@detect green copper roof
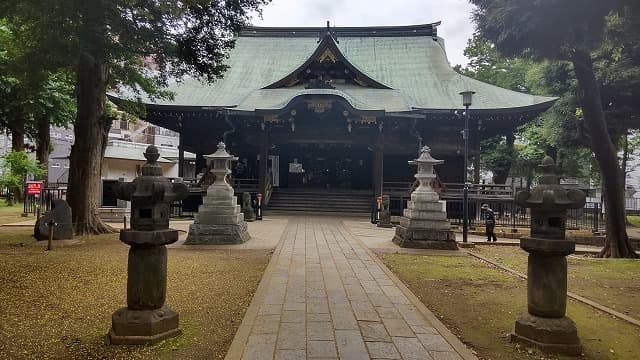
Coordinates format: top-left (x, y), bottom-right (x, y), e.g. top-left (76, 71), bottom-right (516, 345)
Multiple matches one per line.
top-left (115, 24), bottom-right (556, 113)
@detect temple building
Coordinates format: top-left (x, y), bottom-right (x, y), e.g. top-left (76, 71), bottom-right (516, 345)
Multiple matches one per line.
top-left (112, 22), bottom-right (556, 212)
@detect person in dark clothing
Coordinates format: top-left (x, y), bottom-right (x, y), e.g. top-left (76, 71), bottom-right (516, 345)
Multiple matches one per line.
top-left (481, 204), bottom-right (498, 242)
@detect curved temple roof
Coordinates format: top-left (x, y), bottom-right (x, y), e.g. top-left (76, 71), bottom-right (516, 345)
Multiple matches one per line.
top-left (114, 23), bottom-right (556, 114)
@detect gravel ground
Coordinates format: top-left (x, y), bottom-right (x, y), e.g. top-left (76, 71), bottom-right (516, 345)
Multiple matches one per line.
top-left (0, 230), bottom-right (271, 359)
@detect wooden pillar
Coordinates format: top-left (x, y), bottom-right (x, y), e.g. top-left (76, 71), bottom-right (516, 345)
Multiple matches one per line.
top-left (195, 152), bottom-right (206, 175)
top-left (473, 125), bottom-right (481, 184)
top-left (178, 124), bottom-right (185, 178)
top-left (372, 134), bottom-right (384, 197)
top-left (258, 134), bottom-right (269, 196)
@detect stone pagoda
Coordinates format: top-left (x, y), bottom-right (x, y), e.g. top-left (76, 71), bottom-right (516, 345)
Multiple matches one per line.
top-left (393, 146), bottom-right (457, 250)
top-left (511, 156), bottom-right (586, 355)
top-left (185, 142), bottom-right (250, 244)
top-left (109, 145), bottom-right (188, 345)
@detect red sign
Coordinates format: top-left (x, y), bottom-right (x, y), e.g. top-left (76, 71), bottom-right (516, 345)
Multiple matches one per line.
top-left (26, 181), bottom-right (43, 195)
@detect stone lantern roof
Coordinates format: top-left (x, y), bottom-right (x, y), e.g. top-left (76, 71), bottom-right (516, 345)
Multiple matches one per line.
top-left (515, 156), bottom-right (586, 210)
top-left (205, 142), bottom-right (239, 161)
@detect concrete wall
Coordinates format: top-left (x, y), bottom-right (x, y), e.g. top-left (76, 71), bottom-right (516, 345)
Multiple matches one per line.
top-left (102, 158), bottom-right (178, 182)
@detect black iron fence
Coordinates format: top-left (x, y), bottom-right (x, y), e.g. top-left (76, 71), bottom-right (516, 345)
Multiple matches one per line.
top-left (388, 196), bottom-right (606, 232)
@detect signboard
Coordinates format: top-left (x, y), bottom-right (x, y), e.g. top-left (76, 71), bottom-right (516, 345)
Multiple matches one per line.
top-left (26, 181), bottom-right (43, 195)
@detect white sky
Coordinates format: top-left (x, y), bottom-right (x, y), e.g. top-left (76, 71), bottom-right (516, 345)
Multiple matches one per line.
top-left (251, 0), bottom-right (476, 67)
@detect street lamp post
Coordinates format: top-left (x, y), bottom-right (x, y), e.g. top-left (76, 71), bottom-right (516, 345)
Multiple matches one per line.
top-left (460, 90), bottom-right (475, 243)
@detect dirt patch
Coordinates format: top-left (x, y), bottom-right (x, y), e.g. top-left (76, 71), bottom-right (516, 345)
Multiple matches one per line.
top-left (380, 252), bottom-right (640, 360)
top-left (0, 230), bottom-right (271, 359)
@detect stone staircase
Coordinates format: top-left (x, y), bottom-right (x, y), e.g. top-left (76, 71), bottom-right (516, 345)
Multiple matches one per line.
top-left (266, 188), bottom-right (373, 215)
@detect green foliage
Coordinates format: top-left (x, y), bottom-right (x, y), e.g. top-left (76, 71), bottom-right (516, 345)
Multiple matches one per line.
top-left (0, 151), bottom-right (45, 203)
top-left (628, 216), bottom-right (640, 227)
top-left (457, 33), bottom-right (533, 93)
top-left (0, 19), bottom-right (76, 145)
top-left (480, 135), bottom-right (517, 184)
top-left (470, 0), bottom-right (614, 59)
top-left (0, 0), bottom-right (272, 101)
top-left (463, 2), bottom-right (639, 186)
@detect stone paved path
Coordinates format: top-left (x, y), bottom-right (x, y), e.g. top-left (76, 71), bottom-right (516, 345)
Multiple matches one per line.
top-left (227, 216), bottom-right (475, 360)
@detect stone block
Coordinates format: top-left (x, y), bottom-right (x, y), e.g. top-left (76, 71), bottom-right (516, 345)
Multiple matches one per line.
top-left (398, 217), bottom-right (451, 230)
top-left (393, 226), bottom-right (457, 250)
top-left (411, 192), bottom-right (440, 202)
top-left (195, 212), bottom-right (244, 225)
top-left (406, 201), bottom-right (445, 212)
top-left (511, 313), bottom-right (581, 355)
top-left (402, 209), bottom-right (447, 221)
top-left (108, 305), bottom-right (180, 345)
top-left (185, 223), bottom-right (250, 244)
top-left (34, 200), bottom-right (73, 241)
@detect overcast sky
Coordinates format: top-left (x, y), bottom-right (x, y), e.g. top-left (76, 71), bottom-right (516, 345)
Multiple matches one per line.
top-left (251, 0), bottom-right (476, 67)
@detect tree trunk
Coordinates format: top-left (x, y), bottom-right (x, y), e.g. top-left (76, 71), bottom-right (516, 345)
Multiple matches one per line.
top-left (67, 53), bottom-right (114, 235)
top-left (10, 119), bottom-right (25, 152)
top-left (36, 118), bottom-right (50, 184)
top-left (571, 49), bottom-right (637, 258)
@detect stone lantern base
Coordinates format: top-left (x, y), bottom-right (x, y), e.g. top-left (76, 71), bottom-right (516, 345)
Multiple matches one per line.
top-left (392, 226), bottom-right (457, 250)
top-left (185, 222), bottom-right (250, 245)
top-left (511, 313), bottom-right (581, 355)
top-left (392, 201), bottom-right (457, 250)
top-left (108, 305), bottom-right (181, 345)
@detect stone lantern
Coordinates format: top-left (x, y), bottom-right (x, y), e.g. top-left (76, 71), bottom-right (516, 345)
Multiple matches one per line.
top-left (511, 156), bottom-right (586, 355)
top-left (109, 145), bottom-right (189, 345)
top-left (185, 142), bottom-right (249, 244)
top-left (392, 146), bottom-right (456, 249)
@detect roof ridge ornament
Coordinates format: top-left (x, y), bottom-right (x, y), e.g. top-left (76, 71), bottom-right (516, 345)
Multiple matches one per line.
top-left (319, 20), bottom-right (339, 43)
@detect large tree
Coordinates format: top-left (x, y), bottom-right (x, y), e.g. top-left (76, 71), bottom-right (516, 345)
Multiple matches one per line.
top-left (1, 0), bottom-right (270, 234)
top-left (471, 0), bottom-right (638, 258)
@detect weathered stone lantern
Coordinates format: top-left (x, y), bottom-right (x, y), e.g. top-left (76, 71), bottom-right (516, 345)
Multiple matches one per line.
top-left (109, 145), bottom-right (189, 344)
top-left (186, 142), bottom-right (249, 244)
top-left (393, 146), bottom-right (456, 249)
top-left (511, 156), bottom-right (586, 355)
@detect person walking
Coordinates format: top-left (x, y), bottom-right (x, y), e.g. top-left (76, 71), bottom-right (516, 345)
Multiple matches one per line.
top-left (481, 204), bottom-right (498, 242)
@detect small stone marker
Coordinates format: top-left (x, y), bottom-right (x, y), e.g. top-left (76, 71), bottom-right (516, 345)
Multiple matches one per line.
top-left (108, 145), bottom-right (188, 345)
top-left (511, 156), bottom-right (585, 355)
top-left (377, 195), bottom-right (392, 228)
top-left (242, 192), bottom-right (256, 222)
top-left (392, 146), bottom-right (456, 249)
top-left (34, 199), bottom-right (72, 241)
top-left (185, 142), bottom-right (250, 244)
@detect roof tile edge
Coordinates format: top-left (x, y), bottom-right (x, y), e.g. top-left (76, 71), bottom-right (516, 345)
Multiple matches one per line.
top-left (239, 22), bottom-right (441, 38)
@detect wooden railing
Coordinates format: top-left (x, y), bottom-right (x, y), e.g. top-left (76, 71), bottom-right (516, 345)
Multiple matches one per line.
top-left (232, 178), bottom-right (259, 193)
top-left (383, 182), bottom-right (413, 196)
top-left (440, 183), bottom-right (514, 200)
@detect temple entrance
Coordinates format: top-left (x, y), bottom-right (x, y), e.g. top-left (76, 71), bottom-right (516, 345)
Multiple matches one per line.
top-left (275, 143), bottom-right (372, 190)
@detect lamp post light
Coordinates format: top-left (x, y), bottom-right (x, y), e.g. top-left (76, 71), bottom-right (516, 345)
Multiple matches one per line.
top-left (460, 90), bottom-right (475, 243)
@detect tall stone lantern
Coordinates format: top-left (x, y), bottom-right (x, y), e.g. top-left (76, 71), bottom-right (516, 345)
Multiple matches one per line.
top-left (109, 145), bottom-right (189, 344)
top-left (392, 146), bottom-right (456, 250)
top-left (185, 142), bottom-right (249, 244)
top-left (511, 156), bottom-right (586, 355)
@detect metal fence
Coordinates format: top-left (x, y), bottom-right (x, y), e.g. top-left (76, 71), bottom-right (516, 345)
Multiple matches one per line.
top-left (388, 196), bottom-right (606, 232)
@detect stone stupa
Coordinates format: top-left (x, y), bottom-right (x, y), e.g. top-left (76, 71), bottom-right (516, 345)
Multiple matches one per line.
top-left (185, 142), bottom-right (250, 244)
top-left (392, 146), bottom-right (457, 250)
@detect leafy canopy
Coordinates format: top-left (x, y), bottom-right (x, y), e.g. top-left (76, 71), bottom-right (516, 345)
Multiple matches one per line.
top-left (0, 151), bottom-right (46, 193)
top-left (0, 0), bottom-right (271, 106)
